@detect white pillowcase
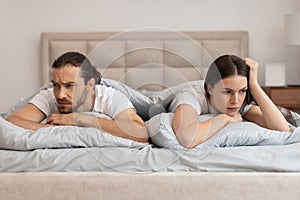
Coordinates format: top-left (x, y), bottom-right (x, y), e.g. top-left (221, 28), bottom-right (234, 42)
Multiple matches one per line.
top-left (147, 113), bottom-right (298, 150)
top-left (0, 115), bottom-right (147, 150)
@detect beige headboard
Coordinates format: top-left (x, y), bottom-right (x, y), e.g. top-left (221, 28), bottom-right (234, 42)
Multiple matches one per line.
top-left (41, 31), bottom-right (248, 90)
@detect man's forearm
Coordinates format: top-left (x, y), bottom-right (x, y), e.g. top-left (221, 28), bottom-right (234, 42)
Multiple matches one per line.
top-left (76, 114), bottom-right (148, 143)
top-left (6, 115), bottom-right (51, 131)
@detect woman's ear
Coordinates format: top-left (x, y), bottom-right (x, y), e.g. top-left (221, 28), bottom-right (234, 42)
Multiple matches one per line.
top-left (207, 85), bottom-right (213, 96)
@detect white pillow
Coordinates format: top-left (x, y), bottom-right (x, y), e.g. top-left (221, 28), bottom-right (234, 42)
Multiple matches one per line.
top-left (0, 115), bottom-right (147, 150)
top-left (147, 113), bottom-right (297, 150)
top-left (102, 79), bottom-right (204, 121)
top-left (101, 78), bottom-right (154, 120)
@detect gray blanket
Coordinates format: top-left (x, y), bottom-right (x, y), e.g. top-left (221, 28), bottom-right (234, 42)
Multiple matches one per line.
top-left (1, 116), bottom-right (300, 172)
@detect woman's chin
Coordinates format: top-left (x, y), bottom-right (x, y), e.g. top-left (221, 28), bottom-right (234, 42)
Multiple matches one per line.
top-left (226, 111), bottom-right (238, 117)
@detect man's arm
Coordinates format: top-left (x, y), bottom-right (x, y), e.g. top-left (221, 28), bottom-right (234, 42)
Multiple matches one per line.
top-left (5, 104), bottom-right (51, 130)
top-left (46, 108), bottom-right (149, 143)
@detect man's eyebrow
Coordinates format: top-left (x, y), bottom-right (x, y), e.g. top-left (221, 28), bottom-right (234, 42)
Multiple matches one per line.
top-left (50, 80), bottom-right (76, 85)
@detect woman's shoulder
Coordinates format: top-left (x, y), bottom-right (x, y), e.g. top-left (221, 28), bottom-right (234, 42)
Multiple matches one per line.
top-left (177, 81), bottom-right (206, 96)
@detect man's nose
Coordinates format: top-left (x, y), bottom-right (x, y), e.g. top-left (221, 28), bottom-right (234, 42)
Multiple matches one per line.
top-left (57, 88), bottom-right (67, 99)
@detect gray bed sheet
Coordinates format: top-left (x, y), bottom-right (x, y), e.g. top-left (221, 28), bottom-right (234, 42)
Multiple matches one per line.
top-left (1, 142), bottom-right (300, 172)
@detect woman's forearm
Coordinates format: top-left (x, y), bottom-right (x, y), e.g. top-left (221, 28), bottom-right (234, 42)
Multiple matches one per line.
top-left (174, 114), bottom-right (231, 149)
top-left (250, 83), bottom-right (290, 131)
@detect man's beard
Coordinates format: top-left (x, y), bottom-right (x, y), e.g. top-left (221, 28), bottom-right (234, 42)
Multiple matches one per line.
top-left (72, 87), bottom-right (88, 112)
top-left (57, 87), bottom-right (88, 113)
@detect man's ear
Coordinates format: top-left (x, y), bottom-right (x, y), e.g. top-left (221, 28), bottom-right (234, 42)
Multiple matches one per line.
top-left (87, 78), bottom-right (96, 89)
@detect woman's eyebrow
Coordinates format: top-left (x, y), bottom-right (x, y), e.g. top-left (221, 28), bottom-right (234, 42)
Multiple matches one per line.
top-left (222, 88), bottom-right (234, 91)
top-left (222, 86), bottom-right (248, 91)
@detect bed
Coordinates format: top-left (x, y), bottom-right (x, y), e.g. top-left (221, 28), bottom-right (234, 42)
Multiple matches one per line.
top-left (1, 29), bottom-right (300, 199)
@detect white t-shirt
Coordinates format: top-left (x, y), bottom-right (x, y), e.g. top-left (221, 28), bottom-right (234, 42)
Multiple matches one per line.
top-left (29, 85), bottom-right (134, 119)
top-left (168, 81), bottom-right (252, 115)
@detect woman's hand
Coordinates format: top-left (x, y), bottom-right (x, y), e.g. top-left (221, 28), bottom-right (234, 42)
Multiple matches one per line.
top-left (244, 57), bottom-right (259, 87)
top-left (226, 113), bottom-right (243, 124)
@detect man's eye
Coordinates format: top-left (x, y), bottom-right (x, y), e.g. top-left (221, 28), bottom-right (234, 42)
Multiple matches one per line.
top-left (66, 84), bottom-right (76, 88)
top-left (239, 89), bottom-right (247, 94)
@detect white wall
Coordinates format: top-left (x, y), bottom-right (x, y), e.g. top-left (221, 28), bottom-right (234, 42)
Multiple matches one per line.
top-left (0, 0), bottom-right (299, 113)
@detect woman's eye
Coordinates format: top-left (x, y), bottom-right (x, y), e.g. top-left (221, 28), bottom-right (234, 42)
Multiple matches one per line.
top-left (222, 90), bottom-right (231, 94)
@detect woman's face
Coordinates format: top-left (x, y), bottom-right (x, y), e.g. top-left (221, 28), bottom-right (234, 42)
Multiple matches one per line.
top-left (207, 75), bottom-right (248, 117)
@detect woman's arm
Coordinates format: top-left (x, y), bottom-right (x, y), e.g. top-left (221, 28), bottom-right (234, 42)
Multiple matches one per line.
top-left (243, 58), bottom-right (290, 132)
top-left (172, 104), bottom-right (242, 149)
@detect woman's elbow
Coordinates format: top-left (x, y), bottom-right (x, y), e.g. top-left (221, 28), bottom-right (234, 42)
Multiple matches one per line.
top-left (173, 126), bottom-right (202, 149)
top-left (280, 125), bottom-right (291, 132)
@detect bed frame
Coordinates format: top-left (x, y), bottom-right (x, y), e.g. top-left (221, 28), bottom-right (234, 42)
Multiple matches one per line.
top-left (41, 30), bottom-right (248, 90)
top-left (2, 30), bottom-right (300, 200)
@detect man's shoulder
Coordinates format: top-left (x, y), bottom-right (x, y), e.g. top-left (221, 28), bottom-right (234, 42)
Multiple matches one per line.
top-left (34, 87), bottom-right (54, 97)
top-left (95, 84), bottom-right (117, 93)
top-left (95, 84), bottom-right (128, 98)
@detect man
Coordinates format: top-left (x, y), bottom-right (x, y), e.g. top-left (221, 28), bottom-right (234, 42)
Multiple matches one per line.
top-left (6, 52), bottom-right (148, 143)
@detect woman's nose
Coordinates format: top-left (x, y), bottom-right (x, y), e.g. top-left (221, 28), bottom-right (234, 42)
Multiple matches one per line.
top-left (230, 93), bottom-right (239, 104)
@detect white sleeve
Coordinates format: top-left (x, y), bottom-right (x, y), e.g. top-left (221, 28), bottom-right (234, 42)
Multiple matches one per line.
top-left (168, 89), bottom-right (201, 115)
top-left (94, 86), bottom-right (134, 119)
top-left (242, 103), bottom-right (253, 115)
top-left (28, 88), bottom-right (57, 117)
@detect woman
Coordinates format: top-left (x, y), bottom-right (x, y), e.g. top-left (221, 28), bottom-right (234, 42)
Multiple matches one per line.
top-left (169, 55), bottom-right (290, 149)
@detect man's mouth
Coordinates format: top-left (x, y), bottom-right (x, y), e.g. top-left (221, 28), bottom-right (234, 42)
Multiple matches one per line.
top-left (57, 101), bottom-right (71, 106)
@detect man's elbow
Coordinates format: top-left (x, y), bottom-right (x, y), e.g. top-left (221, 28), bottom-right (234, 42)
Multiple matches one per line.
top-left (5, 114), bottom-right (18, 125)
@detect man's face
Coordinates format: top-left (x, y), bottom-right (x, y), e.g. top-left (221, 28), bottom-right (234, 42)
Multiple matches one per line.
top-left (51, 64), bottom-right (86, 113)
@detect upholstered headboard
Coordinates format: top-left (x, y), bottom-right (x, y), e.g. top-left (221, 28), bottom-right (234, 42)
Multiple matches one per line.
top-left (41, 30), bottom-right (248, 90)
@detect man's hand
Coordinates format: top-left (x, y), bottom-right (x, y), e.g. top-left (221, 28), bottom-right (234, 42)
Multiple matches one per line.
top-left (46, 112), bottom-right (79, 126)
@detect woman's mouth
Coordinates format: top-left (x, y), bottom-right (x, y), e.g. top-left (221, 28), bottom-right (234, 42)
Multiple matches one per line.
top-left (227, 107), bottom-right (239, 112)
